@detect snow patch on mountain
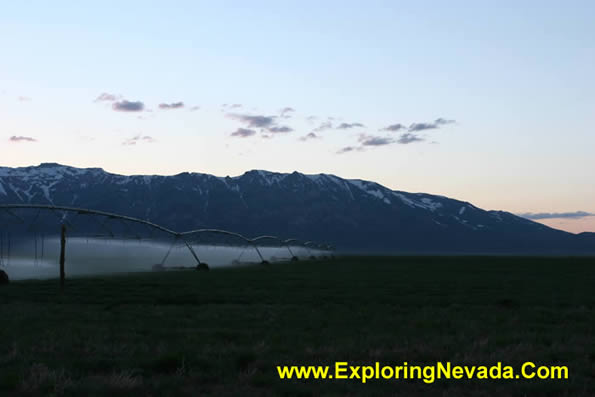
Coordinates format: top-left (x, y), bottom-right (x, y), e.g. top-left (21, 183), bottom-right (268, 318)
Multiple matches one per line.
top-left (249, 170), bottom-right (287, 186)
top-left (419, 197), bottom-right (443, 211)
top-left (8, 184), bottom-right (23, 201)
top-left (347, 179), bottom-right (391, 204)
top-left (490, 211), bottom-right (503, 222)
top-left (392, 192), bottom-right (418, 208)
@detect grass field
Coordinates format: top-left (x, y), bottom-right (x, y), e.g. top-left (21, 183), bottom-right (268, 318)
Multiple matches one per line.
top-left (0, 256), bottom-right (594, 396)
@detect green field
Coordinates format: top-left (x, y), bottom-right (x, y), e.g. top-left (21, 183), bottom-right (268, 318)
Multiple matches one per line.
top-left (0, 256), bottom-right (593, 396)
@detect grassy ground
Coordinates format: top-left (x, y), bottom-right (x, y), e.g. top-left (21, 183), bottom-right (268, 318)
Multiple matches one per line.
top-left (0, 256), bottom-right (593, 396)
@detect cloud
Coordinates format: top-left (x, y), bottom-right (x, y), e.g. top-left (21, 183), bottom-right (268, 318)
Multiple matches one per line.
top-left (112, 100), bottom-right (145, 112)
top-left (435, 118), bottom-right (455, 126)
top-left (268, 126), bottom-right (293, 133)
top-left (337, 130), bottom-right (423, 152)
top-left (381, 123), bottom-right (406, 132)
top-left (337, 122), bottom-right (365, 129)
top-left (221, 104), bottom-right (243, 112)
top-left (519, 211), bottom-right (595, 220)
top-left (280, 107), bottom-right (295, 118)
top-left (312, 121), bottom-right (333, 134)
top-left (337, 146), bottom-right (363, 154)
top-left (397, 133), bottom-right (424, 144)
top-left (94, 93), bottom-right (119, 102)
top-left (9, 136), bottom-right (37, 142)
top-left (122, 135), bottom-right (155, 146)
top-left (227, 113), bottom-right (276, 129)
top-left (408, 122), bottom-right (439, 132)
top-left (358, 134), bottom-right (394, 146)
top-left (228, 112), bottom-right (294, 137)
top-left (408, 118), bottom-right (456, 132)
top-left (299, 132), bottom-right (320, 141)
top-left (189, 106), bottom-right (200, 112)
top-left (159, 102), bottom-right (184, 110)
top-left (230, 128), bottom-right (257, 138)
top-left (17, 96), bottom-right (31, 102)
top-left (336, 132), bottom-right (407, 153)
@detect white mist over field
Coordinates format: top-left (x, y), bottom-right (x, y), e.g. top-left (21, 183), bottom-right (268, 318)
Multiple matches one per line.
top-left (0, 237), bottom-right (315, 280)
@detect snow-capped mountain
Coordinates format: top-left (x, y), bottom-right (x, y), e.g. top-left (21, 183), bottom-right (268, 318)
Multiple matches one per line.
top-left (0, 163), bottom-right (592, 254)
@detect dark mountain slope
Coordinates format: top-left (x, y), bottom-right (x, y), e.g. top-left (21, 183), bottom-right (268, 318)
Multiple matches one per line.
top-left (0, 163), bottom-right (593, 254)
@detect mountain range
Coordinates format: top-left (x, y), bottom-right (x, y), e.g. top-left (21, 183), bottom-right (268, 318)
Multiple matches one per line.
top-left (0, 163), bottom-right (593, 254)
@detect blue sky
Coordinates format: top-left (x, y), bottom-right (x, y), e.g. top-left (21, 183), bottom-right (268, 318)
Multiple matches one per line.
top-left (1, 1), bottom-right (594, 232)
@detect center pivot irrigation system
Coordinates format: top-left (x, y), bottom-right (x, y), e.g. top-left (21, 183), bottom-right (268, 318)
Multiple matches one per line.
top-left (0, 204), bottom-right (334, 288)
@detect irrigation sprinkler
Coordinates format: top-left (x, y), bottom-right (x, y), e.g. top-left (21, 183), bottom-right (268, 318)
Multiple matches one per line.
top-left (0, 204), bottom-right (335, 284)
top-left (59, 223), bottom-right (66, 291)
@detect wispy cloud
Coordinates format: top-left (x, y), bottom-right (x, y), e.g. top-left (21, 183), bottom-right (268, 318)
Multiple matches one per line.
top-left (227, 113), bottom-right (276, 129)
top-left (337, 146), bottom-right (363, 154)
top-left (312, 121), bottom-right (333, 134)
top-left (397, 133), bottom-right (424, 144)
top-left (380, 118), bottom-right (455, 133)
top-left (336, 130), bottom-right (424, 153)
top-left (122, 135), bottom-right (155, 145)
top-left (435, 118), bottom-right (455, 126)
top-left (189, 105), bottom-right (200, 112)
top-left (94, 93), bottom-right (119, 102)
top-left (112, 100), bottom-right (145, 112)
top-left (222, 103), bottom-right (243, 111)
top-left (408, 118), bottom-right (456, 132)
top-left (159, 102), bottom-right (184, 110)
top-left (358, 134), bottom-right (394, 146)
top-left (122, 135), bottom-right (155, 146)
top-left (408, 122), bottom-right (439, 132)
top-left (280, 107), bottom-right (295, 118)
top-left (9, 135), bottom-right (37, 142)
top-left (268, 126), bottom-right (293, 133)
top-left (519, 211), bottom-right (595, 220)
top-left (230, 128), bottom-right (257, 138)
top-left (299, 132), bottom-right (320, 141)
top-left (380, 123), bottom-right (406, 132)
top-left (227, 112), bottom-right (294, 137)
top-left (17, 96), bottom-right (32, 102)
top-left (337, 122), bottom-right (365, 129)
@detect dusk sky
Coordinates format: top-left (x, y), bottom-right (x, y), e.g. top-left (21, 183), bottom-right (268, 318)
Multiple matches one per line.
top-left (2, 1), bottom-right (594, 233)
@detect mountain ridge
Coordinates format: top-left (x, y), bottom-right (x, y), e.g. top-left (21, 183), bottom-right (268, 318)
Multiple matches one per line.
top-left (1, 163), bottom-right (592, 254)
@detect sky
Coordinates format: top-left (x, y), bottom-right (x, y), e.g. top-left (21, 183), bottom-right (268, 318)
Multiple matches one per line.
top-left (1, 1), bottom-right (594, 233)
